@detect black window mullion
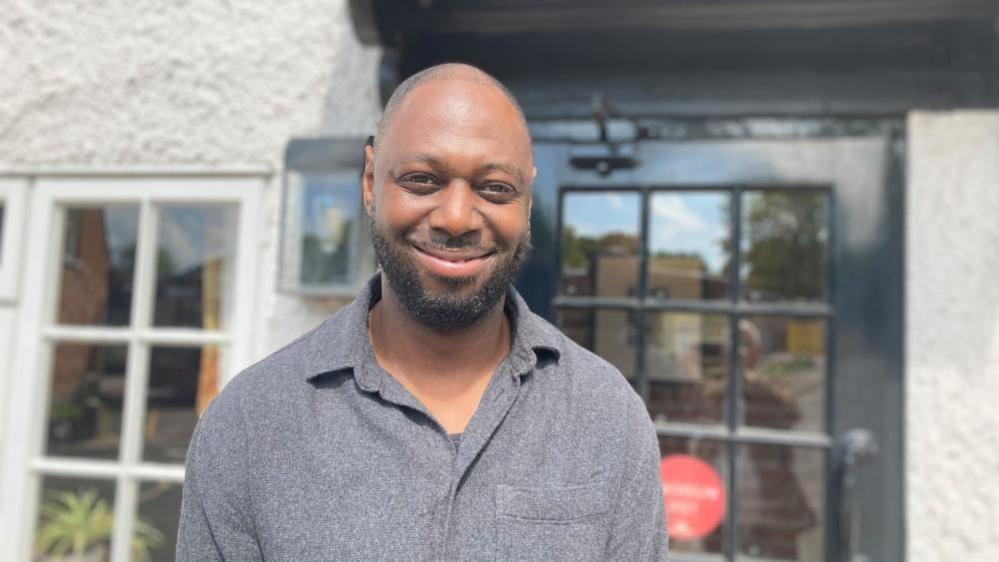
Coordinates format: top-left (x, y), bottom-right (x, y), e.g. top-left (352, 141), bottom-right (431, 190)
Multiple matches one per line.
top-left (823, 191), bottom-right (838, 562)
top-left (635, 187), bottom-right (652, 403)
top-left (724, 187), bottom-right (744, 562)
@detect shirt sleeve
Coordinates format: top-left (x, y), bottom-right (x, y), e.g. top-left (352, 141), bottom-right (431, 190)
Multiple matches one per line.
top-left (176, 404), bottom-right (263, 561)
top-left (604, 405), bottom-right (670, 561)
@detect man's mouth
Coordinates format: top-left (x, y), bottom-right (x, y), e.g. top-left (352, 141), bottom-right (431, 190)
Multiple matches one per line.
top-left (410, 242), bottom-right (495, 278)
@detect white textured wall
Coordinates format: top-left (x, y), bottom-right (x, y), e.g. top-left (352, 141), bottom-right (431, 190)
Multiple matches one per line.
top-left (907, 112), bottom-right (999, 562)
top-left (0, 0), bottom-right (382, 357)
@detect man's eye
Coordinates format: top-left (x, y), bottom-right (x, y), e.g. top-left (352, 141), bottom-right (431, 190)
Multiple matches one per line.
top-left (480, 183), bottom-right (516, 196)
top-left (399, 174), bottom-right (440, 193)
top-left (401, 173), bottom-right (437, 185)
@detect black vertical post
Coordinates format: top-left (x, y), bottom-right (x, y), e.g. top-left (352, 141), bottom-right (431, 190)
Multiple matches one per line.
top-left (725, 187), bottom-right (744, 562)
top-left (636, 187), bottom-right (651, 403)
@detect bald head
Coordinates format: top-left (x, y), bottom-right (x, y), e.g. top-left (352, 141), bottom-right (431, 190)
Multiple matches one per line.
top-left (374, 63), bottom-right (530, 149)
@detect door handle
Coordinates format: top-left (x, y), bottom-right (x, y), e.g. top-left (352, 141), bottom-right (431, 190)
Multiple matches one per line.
top-left (835, 429), bottom-right (878, 562)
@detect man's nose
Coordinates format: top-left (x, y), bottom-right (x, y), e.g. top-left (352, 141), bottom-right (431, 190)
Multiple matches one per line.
top-left (428, 180), bottom-right (481, 237)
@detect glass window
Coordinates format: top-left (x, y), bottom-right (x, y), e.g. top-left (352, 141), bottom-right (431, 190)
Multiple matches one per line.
top-left (45, 344), bottom-right (128, 460)
top-left (143, 346), bottom-right (219, 463)
top-left (740, 316), bottom-right (826, 433)
top-left (558, 308), bottom-right (637, 382)
top-left (736, 444), bottom-right (825, 561)
top-left (281, 171), bottom-right (363, 291)
top-left (649, 192), bottom-right (731, 300)
top-left (136, 481), bottom-right (182, 562)
top-left (660, 435), bottom-right (729, 558)
top-left (153, 205), bottom-right (238, 329)
top-left (56, 206), bottom-right (140, 326)
top-left (646, 313), bottom-right (730, 425)
top-left (741, 191), bottom-right (829, 303)
top-left (13, 178), bottom-right (258, 562)
top-left (34, 476), bottom-right (117, 562)
top-left (555, 184), bottom-right (835, 562)
top-left (560, 192), bottom-right (641, 298)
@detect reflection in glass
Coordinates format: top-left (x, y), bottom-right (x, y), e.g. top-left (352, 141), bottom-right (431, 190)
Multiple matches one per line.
top-left (646, 314), bottom-right (729, 425)
top-left (659, 436), bottom-right (728, 557)
top-left (560, 192), bottom-right (641, 297)
top-left (152, 205), bottom-right (237, 329)
top-left (136, 481), bottom-right (181, 562)
top-left (288, 172), bottom-right (360, 287)
top-left (741, 190), bottom-right (829, 302)
top-left (143, 346), bottom-right (219, 463)
top-left (737, 444), bottom-right (825, 561)
top-left (57, 206), bottom-right (140, 326)
top-left (34, 476), bottom-right (116, 562)
top-left (558, 308), bottom-right (636, 381)
top-left (648, 192), bottom-right (731, 300)
top-left (740, 316), bottom-right (826, 433)
top-left (46, 344), bottom-right (127, 460)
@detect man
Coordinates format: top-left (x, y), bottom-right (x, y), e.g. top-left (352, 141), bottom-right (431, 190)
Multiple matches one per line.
top-left (177, 63), bottom-right (668, 561)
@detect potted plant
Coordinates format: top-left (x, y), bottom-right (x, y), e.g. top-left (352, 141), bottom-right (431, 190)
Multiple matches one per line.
top-left (34, 487), bottom-right (164, 562)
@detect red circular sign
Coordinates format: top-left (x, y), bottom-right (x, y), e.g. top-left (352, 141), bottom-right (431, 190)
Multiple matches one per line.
top-left (660, 454), bottom-right (726, 540)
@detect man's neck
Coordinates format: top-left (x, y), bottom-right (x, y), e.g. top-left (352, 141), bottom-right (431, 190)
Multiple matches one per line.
top-left (366, 278), bottom-right (513, 433)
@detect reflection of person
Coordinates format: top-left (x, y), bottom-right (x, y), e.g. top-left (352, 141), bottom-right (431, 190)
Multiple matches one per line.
top-left (735, 320), bottom-right (817, 559)
top-left (699, 319), bottom-right (817, 559)
top-left (177, 64), bottom-right (667, 561)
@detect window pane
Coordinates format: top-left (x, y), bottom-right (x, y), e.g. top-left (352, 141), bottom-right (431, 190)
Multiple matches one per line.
top-left (57, 206), bottom-right (140, 326)
top-left (740, 316), bottom-right (826, 433)
top-left (152, 205), bottom-right (238, 329)
top-left (560, 192), bottom-right (641, 297)
top-left (647, 313), bottom-right (729, 425)
top-left (660, 435), bottom-right (728, 557)
top-left (284, 171), bottom-right (360, 288)
top-left (143, 346), bottom-right (219, 463)
top-left (741, 191), bottom-right (829, 302)
top-left (46, 344), bottom-right (127, 460)
top-left (737, 444), bottom-right (825, 561)
top-left (649, 192), bottom-right (731, 300)
top-left (136, 481), bottom-right (181, 562)
top-left (34, 476), bottom-right (116, 562)
top-left (558, 308), bottom-right (636, 382)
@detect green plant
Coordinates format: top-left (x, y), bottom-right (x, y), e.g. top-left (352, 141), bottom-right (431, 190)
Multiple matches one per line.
top-left (34, 487), bottom-right (165, 562)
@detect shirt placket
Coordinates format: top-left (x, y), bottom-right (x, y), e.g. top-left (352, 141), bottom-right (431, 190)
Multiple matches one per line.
top-left (359, 342), bottom-right (535, 560)
top-left (437, 349), bottom-right (533, 560)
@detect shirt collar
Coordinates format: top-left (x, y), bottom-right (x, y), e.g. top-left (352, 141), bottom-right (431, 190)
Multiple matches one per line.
top-left (303, 274), bottom-right (563, 384)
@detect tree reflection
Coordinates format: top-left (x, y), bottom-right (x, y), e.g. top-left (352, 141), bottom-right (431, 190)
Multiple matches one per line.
top-left (742, 191), bottom-right (827, 302)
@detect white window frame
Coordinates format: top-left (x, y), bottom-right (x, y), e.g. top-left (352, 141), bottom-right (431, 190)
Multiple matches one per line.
top-left (0, 175), bottom-right (263, 562)
top-left (0, 177), bottom-right (29, 303)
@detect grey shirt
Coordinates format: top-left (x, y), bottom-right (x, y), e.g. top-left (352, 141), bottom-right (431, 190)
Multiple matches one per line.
top-left (177, 276), bottom-right (668, 561)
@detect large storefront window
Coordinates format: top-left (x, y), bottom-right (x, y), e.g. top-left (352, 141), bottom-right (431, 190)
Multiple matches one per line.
top-left (1, 177), bottom-right (261, 562)
top-left (559, 187), bottom-right (831, 560)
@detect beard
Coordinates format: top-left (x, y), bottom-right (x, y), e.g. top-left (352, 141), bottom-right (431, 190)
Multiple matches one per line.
top-left (369, 216), bottom-right (530, 333)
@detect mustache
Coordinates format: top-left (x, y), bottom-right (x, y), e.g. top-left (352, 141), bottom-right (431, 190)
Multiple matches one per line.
top-left (407, 231), bottom-right (499, 253)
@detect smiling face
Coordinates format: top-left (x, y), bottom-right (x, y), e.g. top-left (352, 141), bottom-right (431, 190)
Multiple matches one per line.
top-left (362, 76), bottom-right (535, 332)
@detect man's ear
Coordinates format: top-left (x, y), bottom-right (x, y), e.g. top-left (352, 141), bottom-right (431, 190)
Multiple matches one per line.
top-left (362, 144), bottom-right (376, 217)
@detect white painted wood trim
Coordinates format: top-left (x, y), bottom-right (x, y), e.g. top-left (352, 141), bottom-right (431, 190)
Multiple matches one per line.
top-left (42, 325), bottom-right (231, 345)
top-left (29, 458), bottom-right (186, 482)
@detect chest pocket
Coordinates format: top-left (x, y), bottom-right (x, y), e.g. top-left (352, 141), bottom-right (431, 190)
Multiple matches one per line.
top-left (495, 481), bottom-right (611, 561)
